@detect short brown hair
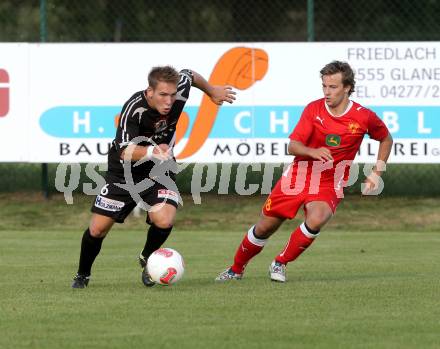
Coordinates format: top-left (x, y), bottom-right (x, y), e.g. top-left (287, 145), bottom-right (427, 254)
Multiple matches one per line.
top-left (148, 66), bottom-right (179, 89)
top-left (320, 61), bottom-right (355, 96)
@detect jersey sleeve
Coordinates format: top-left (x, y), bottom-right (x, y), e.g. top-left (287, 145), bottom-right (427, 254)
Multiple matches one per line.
top-left (114, 99), bottom-right (142, 154)
top-left (170, 69), bottom-right (193, 116)
top-left (179, 69), bottom-right (193, 86)
top-left (170, 69), bottom-right (194, 115)
top-left (367, 111), bottom-right (389, 141)
top-left (289, 104), bottom-right (314, 143)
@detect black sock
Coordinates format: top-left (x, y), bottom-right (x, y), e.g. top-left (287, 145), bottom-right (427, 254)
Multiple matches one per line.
top-left (77, 228), bottom-right (104, 276)
top-left (141, 224), bottom-right (172, 259)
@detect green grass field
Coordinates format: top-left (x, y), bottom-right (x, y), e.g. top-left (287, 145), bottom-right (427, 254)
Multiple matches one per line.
top-left (1, 193), bottom-right (439, 348)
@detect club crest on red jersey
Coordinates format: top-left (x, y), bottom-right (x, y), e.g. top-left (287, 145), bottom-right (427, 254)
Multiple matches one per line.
top-left (325, 134), bottom-right (341, 147)
top-left (348, 122), bottom-right (361, 134)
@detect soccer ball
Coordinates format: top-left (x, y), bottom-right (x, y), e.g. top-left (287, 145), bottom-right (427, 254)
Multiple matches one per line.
top-left (147, 248), bottom-right (185, 285)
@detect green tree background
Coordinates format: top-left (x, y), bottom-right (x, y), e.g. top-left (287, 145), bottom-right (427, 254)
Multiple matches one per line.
top-left (1, 0), bottom-right (439, 42)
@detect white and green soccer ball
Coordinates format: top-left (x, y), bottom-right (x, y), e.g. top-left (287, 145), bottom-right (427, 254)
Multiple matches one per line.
top-left (147, 248), bottom-right (185, 285)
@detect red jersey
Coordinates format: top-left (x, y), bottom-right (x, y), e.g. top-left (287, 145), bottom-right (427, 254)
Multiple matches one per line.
top-left (286, 98), bottom-right (389, 192)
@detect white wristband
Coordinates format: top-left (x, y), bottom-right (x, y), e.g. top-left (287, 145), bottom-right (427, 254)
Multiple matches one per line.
top-left (145, 146), bottom-right (154, 159)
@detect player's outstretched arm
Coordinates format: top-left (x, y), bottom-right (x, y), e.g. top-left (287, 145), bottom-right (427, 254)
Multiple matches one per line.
top-left (191, 71), bottom-right (236, 105)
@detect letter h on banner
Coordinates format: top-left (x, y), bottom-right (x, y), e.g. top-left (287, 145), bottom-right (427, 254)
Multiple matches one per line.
top-left (0, 69), bottom-right (10, 117)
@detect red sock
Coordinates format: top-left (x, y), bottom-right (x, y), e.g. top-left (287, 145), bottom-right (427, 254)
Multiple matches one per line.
top-left (231, 226), bottom-right (267, 274)
top-left (275, 223), bottom-right (318, 265)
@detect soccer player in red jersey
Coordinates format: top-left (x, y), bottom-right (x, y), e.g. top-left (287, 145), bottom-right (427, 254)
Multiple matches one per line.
top-left (216, 61), bottom-right (393, 282)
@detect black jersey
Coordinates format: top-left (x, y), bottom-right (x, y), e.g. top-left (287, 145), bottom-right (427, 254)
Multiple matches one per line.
top-left (107, 69), bottom-right (193, 179)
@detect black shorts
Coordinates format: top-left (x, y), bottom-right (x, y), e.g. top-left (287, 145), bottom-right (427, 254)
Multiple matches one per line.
top-left (91, 172), bottom-right (180, 223)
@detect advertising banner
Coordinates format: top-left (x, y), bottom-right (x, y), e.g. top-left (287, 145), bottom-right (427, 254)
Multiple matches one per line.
top-left (0, 44), bottom-right (30, 161)
top-left (1, 42), bottom-right (439, 163)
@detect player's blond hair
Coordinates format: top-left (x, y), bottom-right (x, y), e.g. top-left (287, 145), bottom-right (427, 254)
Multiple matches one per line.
top-left (148, 66), bottom-right (180, 89)
top-left (320, 61), bottom-right (355, 96)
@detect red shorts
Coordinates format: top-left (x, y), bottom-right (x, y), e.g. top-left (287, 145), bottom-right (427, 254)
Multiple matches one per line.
top-left (262, 178), bottom-right (342, 220)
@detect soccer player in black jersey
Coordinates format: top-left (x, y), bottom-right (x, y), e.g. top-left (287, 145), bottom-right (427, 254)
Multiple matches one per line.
top-left (72, 66), bottom-right (235, 288)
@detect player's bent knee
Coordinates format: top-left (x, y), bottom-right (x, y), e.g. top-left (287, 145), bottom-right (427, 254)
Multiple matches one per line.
top-left (89, 220), bottom-right (112, 238)
top-left (150, 217), bottom-right (174, 230)
top-left (89, 214), bottom-right (114, 238)
top-left (255, 225), bottom-right (274, 238)
top-left (88, 226), bottom-right (109, 238)
top-left (255, 219), bottom-right (282, 238)
top-left (148, 204), bottom-right (176, 229)
top-left (305, 219), bottom-right (321, 231)
top-left (306, 212), bottom-right (332, 231)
